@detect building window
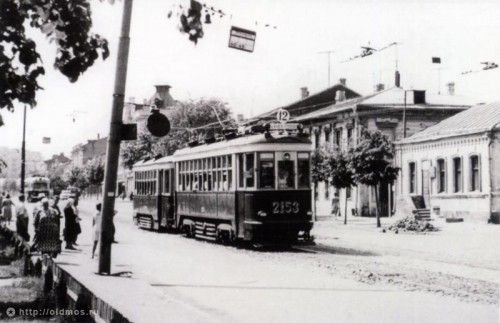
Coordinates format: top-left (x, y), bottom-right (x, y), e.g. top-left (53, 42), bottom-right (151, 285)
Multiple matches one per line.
top-left (437, 158), bottom-right (446, 193)
top-left (409, 162), bottom-right (416, 194)
top-left (334, 129), bottom-right (342, 148)
top-left (470, 155), bottom-right (480, 191)
top-left (347, 128), bottom-right (353, 147)
top-left (346, 187), bottom-right (352, 199)
top-left (453, 157), bottom-right (462, 193)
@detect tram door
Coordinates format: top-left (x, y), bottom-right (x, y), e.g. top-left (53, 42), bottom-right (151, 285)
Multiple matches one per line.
top-left (158, 170), bottom-right (164, 227)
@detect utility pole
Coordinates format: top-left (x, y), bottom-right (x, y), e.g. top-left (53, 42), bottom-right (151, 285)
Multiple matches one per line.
top-left (403, 90), bottom-right (407, 139)
top-left (21, 105), bottom-right (26, 195)
top-left (318, 50), bottom-right (335, 87)
top-left (98, 0), bottom-right (133, 274)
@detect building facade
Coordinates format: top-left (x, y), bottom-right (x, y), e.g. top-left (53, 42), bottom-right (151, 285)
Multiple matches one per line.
top-left (395, 102), bottom-right (500, 223)
top-left (289, 82), bottom-right (475, 219)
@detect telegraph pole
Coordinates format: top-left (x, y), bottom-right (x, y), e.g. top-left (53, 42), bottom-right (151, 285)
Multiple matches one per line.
top-left (98, 0), bottom-right (133, 274)
top-left (318, 50), bottom-right (335, 87)
top-left (20, 105), bottom-right (26, 195)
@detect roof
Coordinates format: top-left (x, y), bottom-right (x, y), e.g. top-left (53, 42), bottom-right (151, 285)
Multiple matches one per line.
top-left (246, 83), bottom-right (361, 124)
top-left (397, 102), bottom-right (500, 144)
top-left (173, 133), bottom-right (311, 159)
top-left (294, 87), bottom-right (475, 122)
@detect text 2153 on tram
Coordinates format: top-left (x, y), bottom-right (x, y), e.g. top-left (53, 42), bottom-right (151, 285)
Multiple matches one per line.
top-left (132, 122), bottom-right (314, 245)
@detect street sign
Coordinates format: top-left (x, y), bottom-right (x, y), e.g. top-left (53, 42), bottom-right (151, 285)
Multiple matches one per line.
top-left (228, 26), bottom-right (256, 53)
top-left (276, 109), bottom-right (290, 122)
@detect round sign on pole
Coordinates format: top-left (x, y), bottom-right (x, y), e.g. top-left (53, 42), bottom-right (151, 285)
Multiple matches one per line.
top-left (276, 109), bottom-right (290, 122)
top-left (147, 109), bottom-right (170, 137)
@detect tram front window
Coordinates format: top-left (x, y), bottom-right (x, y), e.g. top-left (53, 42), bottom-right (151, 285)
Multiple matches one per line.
top-left (278, 160), bottom-right (294, 189)
top-left (298, 159), bottom-right (310, 188)
top-left (259, 160), bottom-right (275, 189)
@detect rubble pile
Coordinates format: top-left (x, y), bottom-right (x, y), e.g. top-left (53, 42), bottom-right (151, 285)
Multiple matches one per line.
top-left (386, 216), bottom-right (437, 233)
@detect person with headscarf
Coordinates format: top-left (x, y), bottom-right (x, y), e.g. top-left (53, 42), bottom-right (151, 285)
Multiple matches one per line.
top-left (50, 196), bottom-right (62, 235)
top-left (36, 198), bottom-right (61, 256)
top-left (72, 198), bottom-right (82, 246)
top-left (1, 194), bottom-right (14, 225)
top-left (63, 198), bottom-right (77, 250)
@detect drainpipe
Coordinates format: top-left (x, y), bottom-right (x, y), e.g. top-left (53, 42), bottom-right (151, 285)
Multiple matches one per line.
top-left (488, 121), bottom-right (500, 221)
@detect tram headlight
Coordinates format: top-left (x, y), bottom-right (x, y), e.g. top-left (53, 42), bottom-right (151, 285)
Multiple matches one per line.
top-left (307, 211), bottom-right (313, 216)
top-left (258, 211), bottom-right (267, 217)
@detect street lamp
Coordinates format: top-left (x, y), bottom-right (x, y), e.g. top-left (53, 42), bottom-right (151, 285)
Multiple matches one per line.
top-left (21, 105), bottom-right (27, 195)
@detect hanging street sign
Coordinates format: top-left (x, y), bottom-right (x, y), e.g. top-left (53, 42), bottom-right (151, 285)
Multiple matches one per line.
top-left (228, 26), bottom-right (256, 53)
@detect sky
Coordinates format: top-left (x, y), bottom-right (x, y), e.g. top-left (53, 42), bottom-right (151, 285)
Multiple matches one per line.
top-left (1, 0), bottom-right (499, 159)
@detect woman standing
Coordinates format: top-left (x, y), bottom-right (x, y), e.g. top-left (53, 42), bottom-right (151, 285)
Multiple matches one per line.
top-left (92, 203), bottom-right (102, 259)
top-left (1, 194), bottom-right (14, 225)
top-left (63, 199), bottom-right (77, 250)
top-left (15, 195), bottom-right (29, 241)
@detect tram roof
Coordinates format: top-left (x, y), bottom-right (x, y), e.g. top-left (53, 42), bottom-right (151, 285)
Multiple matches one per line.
top-left (173, 133), bottom-right (312, 160)
top-left (133, 155), bottom-right (174, 170)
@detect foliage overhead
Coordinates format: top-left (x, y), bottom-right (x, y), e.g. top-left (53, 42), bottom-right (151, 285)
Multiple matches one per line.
top-left (121, 98), bottom-right (233, 169)
top-left (0, 0), bottom-right (110, 111)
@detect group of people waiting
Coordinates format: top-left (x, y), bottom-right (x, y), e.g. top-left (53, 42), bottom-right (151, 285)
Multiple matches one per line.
top-left (0, 191), bottom-right (116, 259)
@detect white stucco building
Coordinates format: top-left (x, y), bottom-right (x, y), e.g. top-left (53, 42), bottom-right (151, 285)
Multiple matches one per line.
top-left (395, 102), bottom-right (500, 223)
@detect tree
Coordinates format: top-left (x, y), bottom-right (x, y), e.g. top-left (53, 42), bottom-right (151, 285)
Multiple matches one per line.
top-left (327, 150), bottom-right (355, 225)
top-left (1, 0), bottom-right (109, 111)
top-left (350, 128), bottom-right (399, 227)
top-left (0, 158), bottom-right (6, 174)
top-left (121, 98), bottom-right (233, 169)
top-left (66, 167), bottom-right (88, 191)
top-left (84, 156), bottom-right (105, 197)
top-left (49, 175), bottom-right (67, 196)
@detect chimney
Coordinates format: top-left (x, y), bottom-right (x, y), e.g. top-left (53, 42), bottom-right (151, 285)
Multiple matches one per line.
top-left (339, 78), bottom-right (346, 86)
top-left (97, 133), bottom-right (100, 140)
top-left (128, 97), bottom-right (135, 104)
top-left (335, 90), bottom-right (346, 102)
top-left (300, 87), bottom-right (309, 99)
top-left (374, 83), bottom-right (385, 92)
top-left (237, 114), bottom-right (245, 123)
top-left (447, 82), bottom-right (455, 96)
top-left (154, 84), bottom-right (174, 109)
top-left (395, 71), bottom-right (401, 87)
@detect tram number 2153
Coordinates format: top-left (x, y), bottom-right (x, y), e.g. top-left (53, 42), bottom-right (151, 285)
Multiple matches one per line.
top-left (272, 201), bottom-right (299, 214)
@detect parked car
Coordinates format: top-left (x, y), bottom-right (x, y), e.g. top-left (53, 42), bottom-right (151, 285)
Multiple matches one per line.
top-left (60, 190), bottom-right (71, 200)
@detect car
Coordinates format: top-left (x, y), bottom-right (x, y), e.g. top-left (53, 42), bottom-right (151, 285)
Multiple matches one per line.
top-left (60, 190), bottom-right (71, 200)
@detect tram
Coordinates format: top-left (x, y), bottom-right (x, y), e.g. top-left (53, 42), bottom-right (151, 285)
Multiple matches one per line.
top-left (132, 123), bottom-right (314, 244)
top-left (25, 176), bottom-right (51, 202)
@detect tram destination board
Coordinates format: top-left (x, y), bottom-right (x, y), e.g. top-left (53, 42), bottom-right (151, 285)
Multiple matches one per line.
top-left (228, 26), bottom-right (256, 53)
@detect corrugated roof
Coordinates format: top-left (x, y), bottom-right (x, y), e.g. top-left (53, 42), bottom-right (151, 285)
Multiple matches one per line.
top-left (397, 102), bottom-right (500, 144)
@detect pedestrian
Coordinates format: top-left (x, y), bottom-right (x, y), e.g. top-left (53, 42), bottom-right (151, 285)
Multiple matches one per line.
top-left (92, 203), bottom-right (102, 259)
top-left (63, 198), bottom-right (77, 250)
top-left (1, 194), bottom-right (14, 225)
top-left (50, 196), bottom-right (62, 235)
top-left (35, 198), bottom-right (61, 256)
top-left (0, 192), bottom-right (4, 221)
top-left (72, 198), bottom-right (82, 246)
top-left (111, 210), bottom-right (118, 243)
top-left (129, 191), bottom-right (133, 201)
top-left (15, 195), bottom-right (30, 241)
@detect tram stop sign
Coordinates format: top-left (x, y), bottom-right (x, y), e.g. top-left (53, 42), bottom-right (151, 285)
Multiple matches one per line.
top-left (147, 109), bottom-right (170, 137)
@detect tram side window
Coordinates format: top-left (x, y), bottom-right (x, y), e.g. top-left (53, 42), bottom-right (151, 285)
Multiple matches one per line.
top-left (259, 153), bottom-right (275, 189)
top-left (238, 154), bottom-right (244, 188)
top-left (298, 153), bottom-right (311, 188)
top-left (278, 160), bottom-right (294, 189)
top-left (245, 153), bottom-right (255, 187)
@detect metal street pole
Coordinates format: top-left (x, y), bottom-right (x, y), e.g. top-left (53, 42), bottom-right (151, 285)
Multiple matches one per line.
top-left (318, 50), bottom-right (335, 87)
top-left (403, 90), bottom-right (407, 139)
top-left (98, 0), bottom-right (133, 274)
top-left (21, 105), bottom-right (26, 195)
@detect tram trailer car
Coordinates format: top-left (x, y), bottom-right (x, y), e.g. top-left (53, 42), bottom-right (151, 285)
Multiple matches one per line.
top-left (132, 129), bottom-right (314, 245)
top-left (132, 157), bottom-right (175, 231)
